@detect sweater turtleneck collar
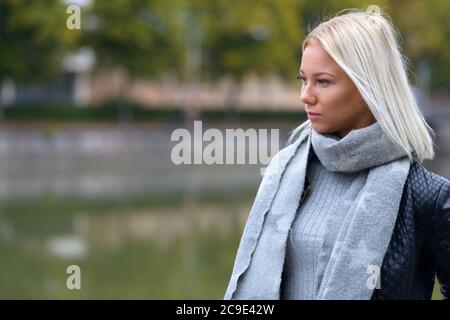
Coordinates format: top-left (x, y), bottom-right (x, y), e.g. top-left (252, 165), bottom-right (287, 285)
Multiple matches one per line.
top-left (310, 121), bottom-right (408, 173)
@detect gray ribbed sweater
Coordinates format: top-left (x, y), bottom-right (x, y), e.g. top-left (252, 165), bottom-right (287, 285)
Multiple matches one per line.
top-left (280, 150), bottom-right (367, 299)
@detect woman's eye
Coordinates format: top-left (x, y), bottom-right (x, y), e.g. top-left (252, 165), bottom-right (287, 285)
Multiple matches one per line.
top-left (317, 79), bottom-right (330, 85)
top-left (297, 76), bottom-right (307, 85)
top-left (297, 76), bottom-right (330, 86)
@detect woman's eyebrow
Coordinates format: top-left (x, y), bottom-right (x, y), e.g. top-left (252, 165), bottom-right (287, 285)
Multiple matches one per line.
top-left (299, 70), bottom-right (335, 77)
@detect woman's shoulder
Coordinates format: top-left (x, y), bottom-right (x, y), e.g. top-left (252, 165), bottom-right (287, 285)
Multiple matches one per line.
top-left (406, 160), bottom-right (449, 214)
top-left (408, 161), bottom-right (450, 190)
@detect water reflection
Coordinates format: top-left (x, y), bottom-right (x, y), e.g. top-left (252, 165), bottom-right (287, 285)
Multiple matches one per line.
top-left (0, 123), bottom-right (447, 299)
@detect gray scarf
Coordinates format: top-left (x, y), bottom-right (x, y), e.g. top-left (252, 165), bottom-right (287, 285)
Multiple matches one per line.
top-left (225, 121), bottom-right (412, 300)
top-left (311, 122), bottom-right (409, 173)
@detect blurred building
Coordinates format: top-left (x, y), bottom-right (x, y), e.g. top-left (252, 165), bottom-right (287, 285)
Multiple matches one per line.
top-left (0, 48), bottom-right (95, 106)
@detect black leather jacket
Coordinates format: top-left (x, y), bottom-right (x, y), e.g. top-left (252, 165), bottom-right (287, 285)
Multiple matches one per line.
top-left (371, 161), bottom-right (450, 300)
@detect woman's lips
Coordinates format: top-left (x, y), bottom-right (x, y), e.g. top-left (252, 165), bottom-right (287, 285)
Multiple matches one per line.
top-left (307, 112), bottom-right (320, 120)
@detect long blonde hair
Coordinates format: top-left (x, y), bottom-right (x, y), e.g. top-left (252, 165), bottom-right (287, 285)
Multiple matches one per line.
top-left (289, 8), bottom-right (436, 163)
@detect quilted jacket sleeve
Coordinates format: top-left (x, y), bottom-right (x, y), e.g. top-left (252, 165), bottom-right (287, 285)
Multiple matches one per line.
top-left (430, 180), bottom-right (450, 300)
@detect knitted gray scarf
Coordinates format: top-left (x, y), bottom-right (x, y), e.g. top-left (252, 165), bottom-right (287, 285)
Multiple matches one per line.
top-left (225, 121), bottom-right (412, 300)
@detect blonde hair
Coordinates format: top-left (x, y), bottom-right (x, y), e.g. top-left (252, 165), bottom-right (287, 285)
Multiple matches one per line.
top-left (289, 8), bottom-right (436, 163)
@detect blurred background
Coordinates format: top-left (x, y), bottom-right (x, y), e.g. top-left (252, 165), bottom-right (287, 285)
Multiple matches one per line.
top-left (0, 0), bottom-right (449, 299)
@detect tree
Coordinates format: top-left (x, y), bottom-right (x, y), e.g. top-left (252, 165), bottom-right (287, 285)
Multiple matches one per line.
top-left (0, 0), bottom-right (79, 83)
top-left (83, 0), bottom-right (185, 121)
top-left (0, 0), bottom-right (80, 116)
top-left (83, 0), bottom-right (450, 116)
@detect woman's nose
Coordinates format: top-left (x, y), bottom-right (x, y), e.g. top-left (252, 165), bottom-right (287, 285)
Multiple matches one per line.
top-left (300, 84), bottom-right (317, 106)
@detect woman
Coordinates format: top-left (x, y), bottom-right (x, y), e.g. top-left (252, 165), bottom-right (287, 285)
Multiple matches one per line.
top-left (224, 9), bottom-right (450, 300)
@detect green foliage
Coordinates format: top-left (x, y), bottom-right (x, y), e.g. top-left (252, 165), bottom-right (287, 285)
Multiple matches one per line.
top-left (83, 0), bottom-right (183, 78)
top-left (386, 0), bottom-right (450, 90)
top-left (0, 0), bottom-right (79, 83)
top-left (2, 1), bottom-right (450, 89)
top-left (84, 0), bottom-right (450, 89)
top-left (201, 0), bottom-right (306, 81)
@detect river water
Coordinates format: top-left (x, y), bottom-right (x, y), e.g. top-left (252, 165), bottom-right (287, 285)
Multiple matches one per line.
top-left (0, 122), bottom-right (447, 299)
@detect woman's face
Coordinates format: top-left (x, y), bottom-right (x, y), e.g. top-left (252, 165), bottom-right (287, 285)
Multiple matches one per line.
top-left (299, 39), bottom-right (376, 138)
